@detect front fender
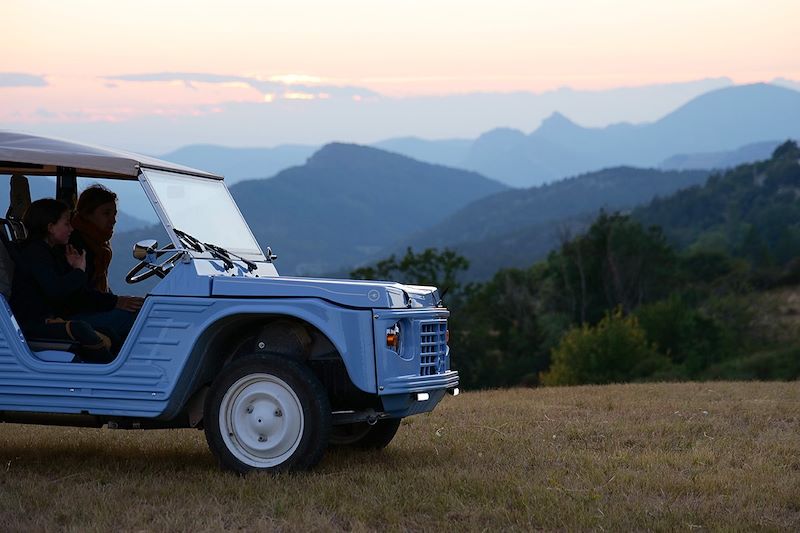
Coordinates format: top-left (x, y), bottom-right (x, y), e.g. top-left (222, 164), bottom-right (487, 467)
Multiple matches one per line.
top-left (122, 296), bottom-right (376, 419)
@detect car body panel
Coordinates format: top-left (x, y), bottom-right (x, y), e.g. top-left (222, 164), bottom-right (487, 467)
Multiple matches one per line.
top-left (0, 295), bottom-right (379, 418)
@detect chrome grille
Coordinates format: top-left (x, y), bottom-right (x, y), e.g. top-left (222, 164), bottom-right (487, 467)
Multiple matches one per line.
top-left (419, 320), bottom-right (447, 376)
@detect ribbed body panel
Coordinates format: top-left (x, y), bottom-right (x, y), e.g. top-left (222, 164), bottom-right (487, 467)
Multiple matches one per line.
top-left (0, 296), bottom-right (378, 419)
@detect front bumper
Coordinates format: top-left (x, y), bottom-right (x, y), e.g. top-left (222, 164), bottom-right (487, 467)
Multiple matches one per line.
top-left (379, 369), bottom-right (460, 395)
top-left (379, 385), bottom-right (459, 417)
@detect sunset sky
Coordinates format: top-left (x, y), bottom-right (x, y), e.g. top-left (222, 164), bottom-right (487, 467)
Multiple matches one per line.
top-left (3, 0), bottom-right (799, 150)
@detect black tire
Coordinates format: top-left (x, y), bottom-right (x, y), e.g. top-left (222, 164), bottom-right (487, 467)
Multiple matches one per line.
top-left (204, 353), bottom-right (331, 473)
top-left (329, 418), bottom-right (402, 449)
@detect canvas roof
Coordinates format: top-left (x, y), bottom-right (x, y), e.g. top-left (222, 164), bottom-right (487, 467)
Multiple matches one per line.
top-left (0, 130), bottom-right (222, 180)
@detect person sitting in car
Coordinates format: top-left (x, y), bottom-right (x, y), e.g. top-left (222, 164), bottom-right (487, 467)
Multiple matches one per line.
top-left (10, 199), bottom-right (135, 362)
top-left (70, 185), bottom-right (143, 311)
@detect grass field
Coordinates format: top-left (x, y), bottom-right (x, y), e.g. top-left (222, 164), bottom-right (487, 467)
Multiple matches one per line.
top-left (1, 381), bottom-right (799, 531)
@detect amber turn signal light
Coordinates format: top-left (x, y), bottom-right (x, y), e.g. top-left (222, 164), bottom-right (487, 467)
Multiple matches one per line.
top-left (386, 332), bottom-right (399, 349)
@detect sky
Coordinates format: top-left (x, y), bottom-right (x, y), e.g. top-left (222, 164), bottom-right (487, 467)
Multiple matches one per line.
top-left (3, 0), bottom-right (799, 151)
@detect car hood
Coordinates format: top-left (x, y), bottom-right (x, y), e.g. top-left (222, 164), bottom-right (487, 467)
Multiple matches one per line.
top-left (211, 275), bottom-right (441, 309)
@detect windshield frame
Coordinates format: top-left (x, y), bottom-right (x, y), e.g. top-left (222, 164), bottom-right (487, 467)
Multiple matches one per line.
top-left (139, 168), bottom-right (266, 261)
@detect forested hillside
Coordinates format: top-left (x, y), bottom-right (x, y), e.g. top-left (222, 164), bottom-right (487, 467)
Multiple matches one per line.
top-left (635, 140), bottom-right (800, 272)
top-left (229, 143), bottom-right (507, 274)
top-left (659, 140), bottom-right (779, 170)
top-left (386, 166), bottom-right (709, 279)
top-left (355, 142), bottom-right (800, 388)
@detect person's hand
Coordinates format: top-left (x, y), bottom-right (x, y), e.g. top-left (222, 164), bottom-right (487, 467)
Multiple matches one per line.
top-left (65, 244), bottom-right (86, 271)
top-left (116, 296), bottom-right (144, 312)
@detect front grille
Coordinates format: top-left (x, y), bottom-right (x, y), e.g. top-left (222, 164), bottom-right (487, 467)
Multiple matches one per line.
top-left (419, 320), bottom-right (447, 376)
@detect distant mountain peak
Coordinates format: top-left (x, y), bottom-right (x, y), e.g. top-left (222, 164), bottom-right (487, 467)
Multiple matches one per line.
top-left (306, 141), bottom-right (489, 174)
top-left (535, 111), bottom-right (582, 136)
top-left (306, 142), bottom-right (403, 168)
top-left (308, 141), bottom-right (361, 159)
top-left (543, 111), bottom-right (573, 124)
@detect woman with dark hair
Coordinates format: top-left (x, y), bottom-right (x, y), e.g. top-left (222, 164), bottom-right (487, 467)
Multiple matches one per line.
top-left (9, 199), bottom-right (132, 363)
top-left (71, 185), bottom-right (116, 293)
top-left (70, 185), bottom-right (142, 314)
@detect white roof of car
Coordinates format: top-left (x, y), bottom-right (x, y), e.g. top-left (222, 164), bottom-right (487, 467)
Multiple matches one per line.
top-left (0, 130), bottom-right (222, 180)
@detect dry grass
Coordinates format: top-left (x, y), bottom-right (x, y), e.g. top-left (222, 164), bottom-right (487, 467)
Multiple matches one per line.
top-left (1, 381), bottom-right (799, 531)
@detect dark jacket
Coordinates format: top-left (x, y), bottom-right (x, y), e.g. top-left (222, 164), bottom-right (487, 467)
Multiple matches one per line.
top-left (9, 239), bottom-right (117, 329)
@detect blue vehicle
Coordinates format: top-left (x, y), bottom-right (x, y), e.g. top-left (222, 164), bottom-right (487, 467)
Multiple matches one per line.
top-left (0, 131), bottom-right (458, 473)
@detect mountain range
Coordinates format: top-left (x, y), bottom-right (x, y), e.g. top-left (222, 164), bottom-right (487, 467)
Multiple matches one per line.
top-left (659, 141), bottom-right (780, 171)
top-left (8, 77), bottom-right (737, 153)
top-left (109, 143), bottom-right (508, 292)
top-left (381, 83), bottom-right (800, 187)
top-left (158, 144), bottom-right (316, 184)
top-left (229, 143), bottom-right (508, 274)
top-left (109, 144), bottom-right (713, 293)
top-left (80, 81), bottom-right (800, 293)
top-left (155, 83), bottom-right (800, 189)
top-left (372, 166), bottom-right (710, 279)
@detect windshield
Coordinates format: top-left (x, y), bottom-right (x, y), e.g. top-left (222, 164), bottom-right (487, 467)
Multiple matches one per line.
top-left (142, 169), bottom-right (264, 258)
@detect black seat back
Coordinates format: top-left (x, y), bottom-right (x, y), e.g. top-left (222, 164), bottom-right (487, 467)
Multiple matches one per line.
top-left (7, 173), bottom-right (31, 221)
top-left (0, 173), bottom-right (31, 297)
top-left (0, 217), bottom-right (24, 299)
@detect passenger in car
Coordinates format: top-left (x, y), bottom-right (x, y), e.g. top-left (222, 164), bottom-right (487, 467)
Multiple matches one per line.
top-left (9, 199), bottom-right (133, 363)
top-left (70, 185), bottom-right (143, 311)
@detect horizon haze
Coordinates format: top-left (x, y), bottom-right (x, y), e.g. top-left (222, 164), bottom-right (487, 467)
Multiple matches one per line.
top-left (4, 0), bottom-right (800, 151)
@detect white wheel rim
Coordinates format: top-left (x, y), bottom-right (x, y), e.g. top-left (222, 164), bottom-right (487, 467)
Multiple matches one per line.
top-left (219, 373), bottom-right (304, 468)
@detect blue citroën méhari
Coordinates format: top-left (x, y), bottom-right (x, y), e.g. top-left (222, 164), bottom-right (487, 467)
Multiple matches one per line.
top-left (0, 131), bottom-right (458, 473)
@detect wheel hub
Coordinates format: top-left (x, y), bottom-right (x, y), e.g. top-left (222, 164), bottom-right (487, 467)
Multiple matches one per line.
top-left (220, 374), bottom-right (304, 468)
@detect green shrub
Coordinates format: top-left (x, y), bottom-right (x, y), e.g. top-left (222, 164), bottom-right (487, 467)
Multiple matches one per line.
top-left (541, 309), bottom-right (670, 386)
top-left (636, 295), bottom-right (735, 376)
top-left (704, 344), bottom-right (800, 381)
top-left (701, 293), bottom-right (755, 351)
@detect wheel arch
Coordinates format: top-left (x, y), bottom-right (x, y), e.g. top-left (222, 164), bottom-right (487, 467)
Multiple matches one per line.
top-left (170, 305), bottom-right (377, 423)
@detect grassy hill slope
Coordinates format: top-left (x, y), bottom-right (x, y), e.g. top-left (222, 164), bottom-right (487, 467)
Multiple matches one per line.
top-left (1, 382), bottom-right (798, 530)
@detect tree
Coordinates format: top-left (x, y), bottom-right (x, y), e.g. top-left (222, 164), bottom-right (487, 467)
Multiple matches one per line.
top-left (452, 267), bottom-right (548, 388)
top-left (772, 140), bottom-right (800, 161)
top-left (545, 212), bottom-right (677, 325)
top-left (351, 247), bottom-right (469, 302)
top-left (635, 295), bottom-right (733, 377)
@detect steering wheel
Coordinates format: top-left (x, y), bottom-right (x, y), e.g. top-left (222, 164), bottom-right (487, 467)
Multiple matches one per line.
top-left (125, 243), bottom-right (185, 284)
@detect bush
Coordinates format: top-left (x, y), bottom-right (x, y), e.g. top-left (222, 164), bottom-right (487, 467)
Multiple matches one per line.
top-left (703, 344), bottom-right (800, 381)
top-left (541, 309), bottom-right (670, 386)
top-left (636, 295), bottom-right (735, 377)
